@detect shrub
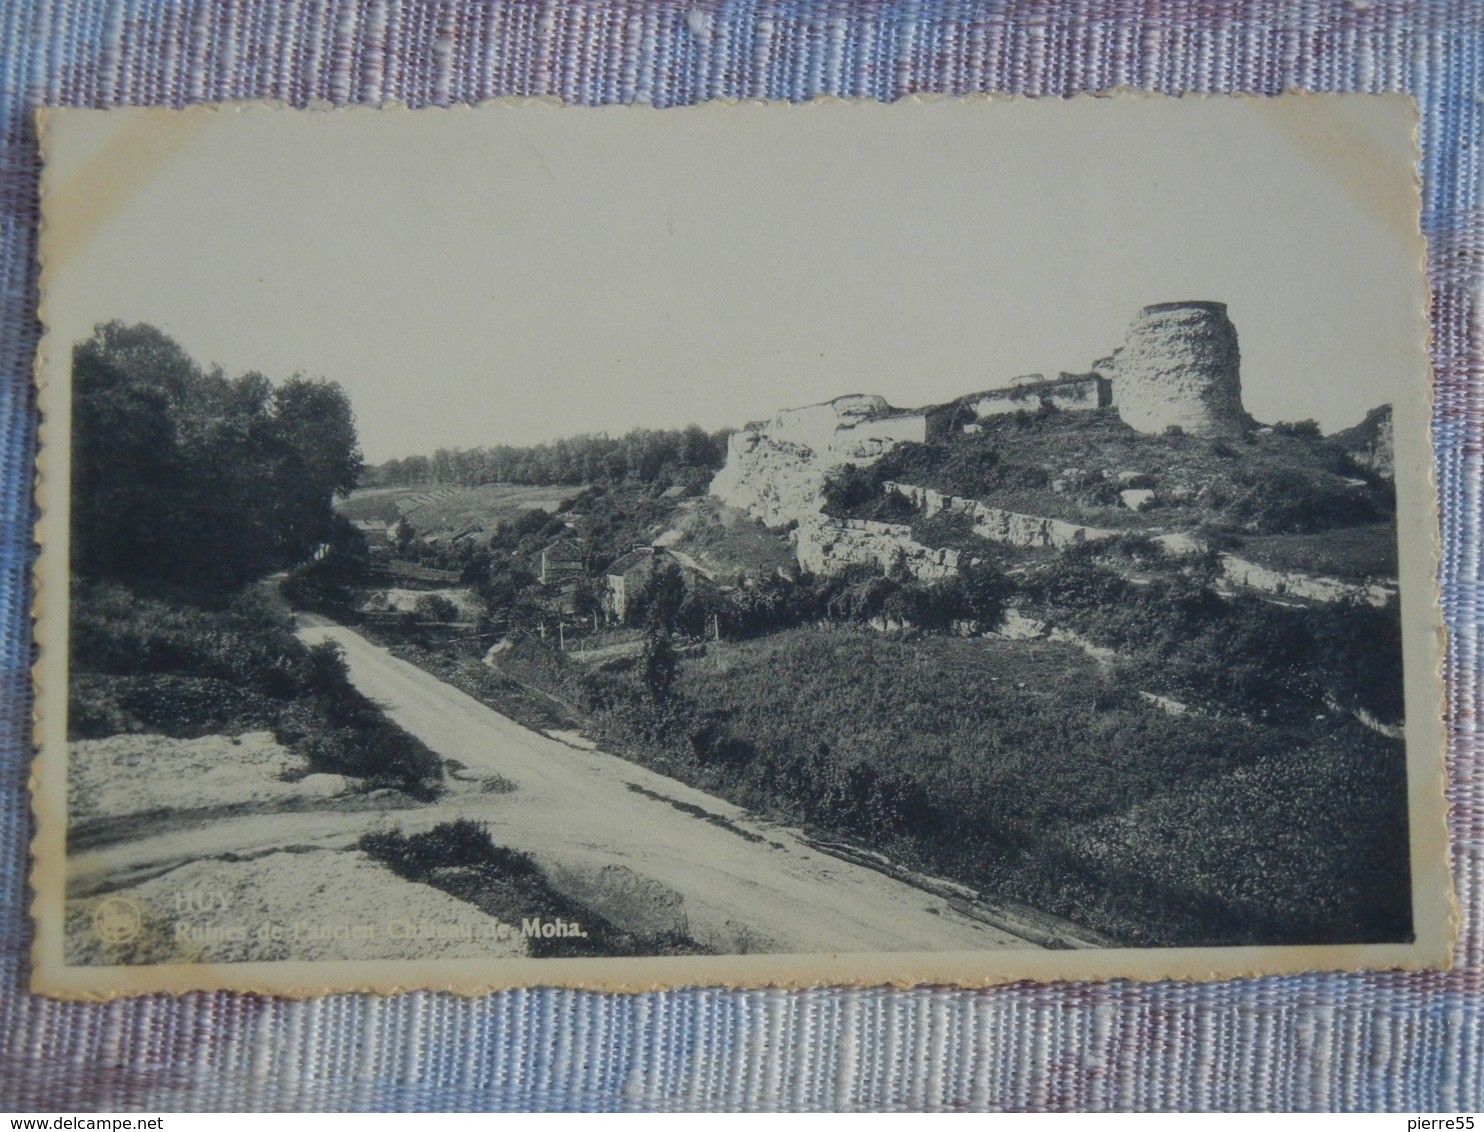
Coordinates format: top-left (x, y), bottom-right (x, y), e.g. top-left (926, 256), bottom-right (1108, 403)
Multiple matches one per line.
top-left (1273, 419), bottom-right (1322, 438)
top-left (71, 580), bottom-right (444, 797)
top-left (413, 594), bottom-right (460, 623)
top-left (820, 464), bottom-right (882, 514)
top-left (360, 820), bottom-right (536, 875)
top-left (641, 629), bottom-right (680, 705)
top-left (634, 628), bottom-right (1407, 945)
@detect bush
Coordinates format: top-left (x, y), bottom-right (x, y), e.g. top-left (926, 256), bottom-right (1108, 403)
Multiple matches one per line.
top-left (820, 464), bottom-right (882, 514)
top-left (1042, 726), bottom-right (1409, 945)
top-left (607, 627), bottom-right (1406, 945)
top-left (1224, 468), bottom-right (1384, 533)
top-left (360, 820), bottom-right (536, 875)
top-left (69, 672), bottom-right (282, 738)
top-left (413, 594), bottom-right (460, 623)
top-left (1027, 545), bottom-right (1403, 723)
top-left (1273, 419), bottom-right (1322, 438)
top-left (70, 581), bottom-right (444, 797)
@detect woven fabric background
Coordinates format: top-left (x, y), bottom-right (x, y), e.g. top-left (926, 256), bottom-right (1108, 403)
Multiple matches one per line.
top-left (1, 0), bottom-right (1481, 1112)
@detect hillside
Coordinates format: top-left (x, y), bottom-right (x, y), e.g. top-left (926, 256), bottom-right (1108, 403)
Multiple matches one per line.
top-left (870, 408), bottom-right (1392, 540)
top-left (337, 483), bottom-right (577, 543)
top-left (646, 496), bottom-right (799, 583)
top-left (282, 301), bottom-right (1414, 953)
top-left (667, 629), bottom-right (1408, 946)
top-left (710, 397), bottom-right (1396, 591)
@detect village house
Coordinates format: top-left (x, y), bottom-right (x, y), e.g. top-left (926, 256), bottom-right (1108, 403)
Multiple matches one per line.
top-left (602, 546), bottom-right (719, 625)
top-left (533, 537), bottom-right (586, 586)
top-left (349, 518), bottom-right (391, 540)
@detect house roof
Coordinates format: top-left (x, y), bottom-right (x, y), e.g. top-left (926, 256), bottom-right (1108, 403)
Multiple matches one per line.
top-left (605, 548), bottom-right (655, 577)
top-left (542, 537), bottom-right (585, 558)
top-left (605, 546), bottom-right (720, 583)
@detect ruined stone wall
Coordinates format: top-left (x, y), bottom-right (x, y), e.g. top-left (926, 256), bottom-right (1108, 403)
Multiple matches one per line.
top-left (793, 517), bottom-right (960, 581)
top-left (882, 482), bottom-right (1393, 604)
top-left (1113, 301), bottom-right (1247, 437)
top-left (709, 395), bottom-right (926, 526)
top-left (1216, 554), bottom-right (1394, 607)
top-left (967, 373), bottom-right (1110, 421)
top-left (884, 482), bottom-right (1117, 549)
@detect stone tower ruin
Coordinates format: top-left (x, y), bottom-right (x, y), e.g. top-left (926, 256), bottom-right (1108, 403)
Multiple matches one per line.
top-left (1113, 301), bottom-right (1248, 438)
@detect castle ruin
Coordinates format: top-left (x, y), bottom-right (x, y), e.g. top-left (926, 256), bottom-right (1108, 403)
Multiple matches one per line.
top-left (957, 300), bottom-right (1248, 437)
top-left (1110, 301), bottom-right (1247, 438)
top-left (711, 300), bottom-right (1257, 528)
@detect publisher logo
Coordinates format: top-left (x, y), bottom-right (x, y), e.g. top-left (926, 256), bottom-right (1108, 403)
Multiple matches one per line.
top-left (93, 896), bottom-right (142, 945)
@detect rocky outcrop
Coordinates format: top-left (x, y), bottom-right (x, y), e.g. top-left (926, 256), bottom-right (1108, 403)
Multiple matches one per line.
top-left (1332, 404), bottom-right (1394, 478)
top-left (709, 395), bottom-right (927, 527)
top-left (794, 517), bottom-right (960, 582)
top-left (1114, 301), bottom-right (1247, 438)
top-left (883, 482), bottom-right (1392, 605)
top-left (706, 306), bottom-right (1395, 608)
top-left (1119, 489), bottom-right (1156, 512)
top-left (1216, 555), bottom-right (1395, 607)
top-left (884, 482), bottom-right (1117, 550)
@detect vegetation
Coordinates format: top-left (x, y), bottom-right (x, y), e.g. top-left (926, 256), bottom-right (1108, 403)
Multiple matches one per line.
top-left (1027, 544), bottom-right (1405, 725)
top-left (72, 322), bottom-right (361, 592)
top-left (1233, 525), bottom-right (1398, 582)
top-left (826, 408), bottom-right (1395, 542)
top-left (365, 424), bottom-right (731, 495)
top-left (69, 323), bottom-right (441, 798)
top-left (574, 627), bottom-right (1410, 947)
top-left (387, 491), bottom-right (1408, 947)
top-left (279, 517), bottom-right (374, 619)
top-left (359, 820), bottom-right (707, 957)
top-left (384, 639), bottom-right (587, 736)
top-left (71, 582), bottom-right (443, 797)
top-left (287, 343), bottom-right (1409, 950)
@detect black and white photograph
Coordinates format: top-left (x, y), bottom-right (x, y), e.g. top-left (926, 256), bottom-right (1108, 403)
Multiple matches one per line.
top-left (30, 95), bottom-right (1451, 995)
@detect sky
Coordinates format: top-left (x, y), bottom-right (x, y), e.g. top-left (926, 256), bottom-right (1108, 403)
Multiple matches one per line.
top-left (41, 95), bottom-right (1428, 463)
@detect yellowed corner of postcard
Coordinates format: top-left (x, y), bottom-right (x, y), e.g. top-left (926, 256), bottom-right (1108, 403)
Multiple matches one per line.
top-left (30, 93), bottom-right (1454, 999)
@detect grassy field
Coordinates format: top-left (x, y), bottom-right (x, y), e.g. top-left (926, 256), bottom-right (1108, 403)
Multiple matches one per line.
top-left (578, 624), bottom-right (1410, 947)
top-left (1233, 524), bottom-right (1398, 581)
top-left (337, 483), bottom-right (577, 540)
top-left (365, 556), bottom-right (1410, 946)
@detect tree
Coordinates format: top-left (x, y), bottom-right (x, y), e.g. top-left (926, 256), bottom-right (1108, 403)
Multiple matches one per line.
top-left (70, 322), bottom-right (364, 593)
top-left (71, 337), bottom-right (182, 584)
top-left (821, 464), bottom-right (880, 514)
top-left (946, 562), bottom-right (1013, 625)
top-left (413, 594), bottom-right (460, 623)
top-left (570, 576), bottom-right (604, 625)
top-left (637, 561), bottom-right (687, 633)
top-left (641, 626), bottom-right (680, 705)
top-left (264, 376), bottom-right (363, 560)
top-left (390, 518), bottom-right (417, 554)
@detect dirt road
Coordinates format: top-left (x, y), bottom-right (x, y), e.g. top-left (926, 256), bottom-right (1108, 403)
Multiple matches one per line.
top-left (296, 615), bottom-right (1034, 954)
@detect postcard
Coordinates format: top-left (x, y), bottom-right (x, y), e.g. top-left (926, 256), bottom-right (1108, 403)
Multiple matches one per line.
top-left (30, 94), bottom-right (1453, 996)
